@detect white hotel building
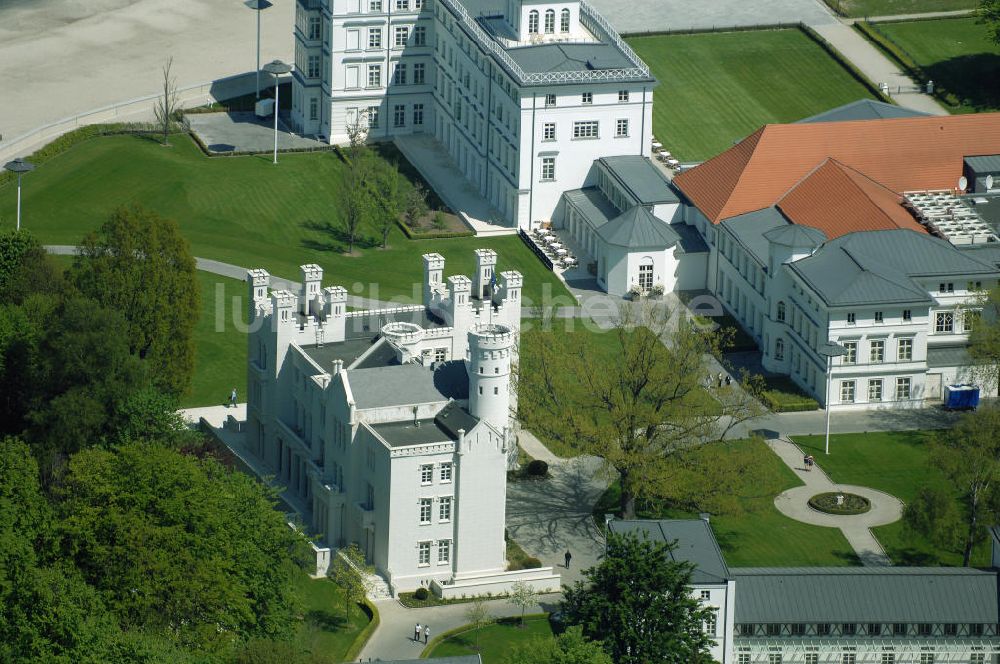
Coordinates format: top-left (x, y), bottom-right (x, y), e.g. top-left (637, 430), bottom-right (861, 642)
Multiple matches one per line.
top-left (289, 0), bottom-right (655, 227)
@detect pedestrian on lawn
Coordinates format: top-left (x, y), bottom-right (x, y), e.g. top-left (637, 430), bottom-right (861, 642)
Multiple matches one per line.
top-left (230, 387), bottom-right (238, 408)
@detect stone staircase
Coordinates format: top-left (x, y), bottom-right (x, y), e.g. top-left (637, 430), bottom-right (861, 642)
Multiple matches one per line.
top-left (336, 548), bottom-right (393, 601)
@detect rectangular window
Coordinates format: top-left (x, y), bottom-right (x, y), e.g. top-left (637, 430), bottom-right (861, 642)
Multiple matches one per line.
top-left (881, 655), bottom-right (896, 664)
top-left (817, 623), bottom-right (831, 636)
top-left (616, 118), bottom-right (629, 137)
top-left (935, 312), bottom-right (954, 333)
top-left (700, 590), bottom-right (711, 600)
top-left (541, 157), bottom-right (555, 181)
top-left (943, 623), bottom-right (958, 636)
top-left (841, 381), bottom-right (856, 404)
top-left (703, 610), bottom-right (717, 636)
top-left (918, 624), bottom-right (932, 636)
top-left (867, 623), bottom-right (881, 636)
top-left (438, 539), bottom-right (451, 563)
top-left (307, 54), bottom-right (320, 78)
top-left (639, 264), bottom-right (654, 291)
top-left (367, 105), bottom-right (380, 128)
top-left (903, 309), bottom-right (912, 321)
top-left (843, 341), bottom-right (857, 364)
top-left (790, 624), bottom-right (806, 636)
top-left (393, 104), bottom-right (405, 127)
top-left (842, 623), bottom-right (857, 636)
top-left (842, 656), bottom-right (856, 664)
top-left (308, 16), bottom-right (321, 40)
top-left (412, 103), bottom-right (424, 125)
top-left (805, 656), bottom-right (818, 664)
top-left (940, 282), bottom-right (954, 293)
top-left (395, 0), bottom-right (408, 9)
top-left (869, 379), bottom-right (883, 402)
top-left (874, 311), bottom-right (883, 323)
top-left (739, 655), bottom-right (751, 664)
top-left (573, 121), bottom-right (599, 139)
top-left (581, 92), bottom-right (592, 104)
top-left (965, 309), bottom-right (981, 332)
top-left (739, 624), bottom-right (755, 636)
top-left (893, 623), bottom-right (906, 636)
top-left (420, 464), bottom-right (433, 484)
top-left (369, 0), bottom-right (382, 10)
top-left (433, 347), bottom-right (446, 362)
top-left (847, 312), bottom-right (856, 325)
top-left (394, 26), bottom-right (408, 46)
top-left (395, 62), bottom-right (407, 84)
top-left (971, 654), bottom-right (985, 663)
top-left (618, 89), bottom-right (630, 102)
top-left (870, 340), bottom-right (885, 363)
top-left (368, 28), bottom-right (382, 48)
top-left (919, 655), bottom-right (934, 664)
top-left (414, 25), bottom-right (426, 45)
top-left (439, 496), bottom-right (452, 521)
top-left (970, 623), bottom-right (985, 636)
top-left (413, 62), bottom-right (426, 84)
top-left (367, 64), bottom-right (382, 87)
top-left (897, 338), bottom-right (913, 361)
top-left (545, 93), bottom-right (556, 107)
top-left (440, 462), bottom-right (452, 482)
top-left (418, 541), bottom-right (430, 565)
top-left (543, 122), bottom-right (556, 141)
top-left (419, 498), bottom-right (432, 524)
top-left (766, 624), bottom-right (780, 636)
top-left (309, 97), bottom-right (319, 121)
top-left (769, 655), bottom-right (782, 664)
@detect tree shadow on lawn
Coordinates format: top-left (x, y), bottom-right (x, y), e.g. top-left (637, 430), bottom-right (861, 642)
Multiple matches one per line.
top-left (300, 220), bottom-right (379, 253)
top-left (304, 608), bottom-right (347, 632)
top-left (924, 53), bottom-right (1000, 111)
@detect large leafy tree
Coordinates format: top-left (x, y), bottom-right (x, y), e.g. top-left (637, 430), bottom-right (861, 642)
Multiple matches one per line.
top-left (71, 205), bottom-right (199, 398)
top-left (55, 443), bottom-right (306, 654)
top-left (519, 304), bottom-right (763, 518)
top-left (503, 626), bottom-right (612, 664)
top-left (561, 531), bottom-right (714, 664)
top-left (978, 0), bottom-right (1000, 43)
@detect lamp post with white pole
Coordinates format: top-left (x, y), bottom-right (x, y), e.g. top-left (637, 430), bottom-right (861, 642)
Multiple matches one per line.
top-left (4, 159), bottom-right (35, 232)
top-left (244, 0), bottom-right (274, 100)
top-left (262, 60), bottom-right (293, 165)
top-left (819, 341), bottom-right (848, 455)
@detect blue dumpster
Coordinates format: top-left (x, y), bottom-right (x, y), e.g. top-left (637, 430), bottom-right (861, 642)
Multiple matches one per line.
top-left (944, 384), bottom-right (980, 410)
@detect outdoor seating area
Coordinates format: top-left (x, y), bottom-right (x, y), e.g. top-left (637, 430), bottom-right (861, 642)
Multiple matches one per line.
top-left (522, 227), bottom-right (580, 271)
top-left (653, 137), bottom-right (680, 170)
top-left (903, 190), bottom-right (999, 245)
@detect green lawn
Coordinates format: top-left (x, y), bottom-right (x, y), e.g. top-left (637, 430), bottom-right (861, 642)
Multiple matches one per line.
top-left (426, 615), bottom-right (554, 661)
top-left (795, 431), bottom-right (990, 566)
top-left (290, 571), bottom-right (371, 659)
top-left (184, 271), bottom-right (248, 408)
top-left (0, 133), bottom-right (571, 305)
top-left (872, 17), bottom-right (1000, 112)
top-left (827, 0), bottom-right (975, 17)
top-left (595, 439), bottom-right (859, 567)
top-left (626, 29), bottom-right (878, 161)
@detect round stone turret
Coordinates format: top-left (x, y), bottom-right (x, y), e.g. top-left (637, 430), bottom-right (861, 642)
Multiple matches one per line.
top-left (467, 323), bottom-right (514, 429)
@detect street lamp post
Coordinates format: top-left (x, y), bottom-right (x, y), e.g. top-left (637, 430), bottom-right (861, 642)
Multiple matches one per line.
top-left (818, 341), bottom-right (848, 455)
top-left (244, 0), bottom-right (274, 100)
top-left (262, 60), bottom-right (293, 164)
top-left (4, 158), bottom-right (35, 232)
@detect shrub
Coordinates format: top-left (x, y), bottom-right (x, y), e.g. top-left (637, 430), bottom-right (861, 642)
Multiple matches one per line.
top-left (432, 212), bottom-right (447, 230)
top-left (526, 459), bottom-right (549, 477)
top-left (413, 587), bottom-right (430, 601)
top-left (523, 556), bottom-right (543, 569)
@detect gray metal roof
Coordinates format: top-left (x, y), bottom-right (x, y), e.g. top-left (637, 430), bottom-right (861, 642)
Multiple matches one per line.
top-left (596, 205), bottom-right (681, 249)
top-left (370, 418), bottom-right (456, 447)
top-left (763, 224), bottom-right (826, 249)
top-left (731, 567), bottom-right (1000, 623)
top-left (609, 519), bottom-right (731, 584)
top-left (564, 187), bottom-right (621, 231)
top-left (672, 220), bottom-right (710, 254)
top-left (798, 99), bottom-right (929, 124)
top-left (347, 361), bottom-right (469, 409)
top-left (345, 308), bottom-right (446, 340)
top-left (434, 400), bottom-right (479, 439)
top-left (788, 229), bottom-right (998, 307)
top-left (599, 156), bottom-right (679, 206)
top-left (965, 155), bottom-right (1000, 174)
top-left (721, 207), bottom-right (789, 266)
top-left (300, 337), bottom-right (379, 373)
top-left (927, 345), bottom-right (972, 368)
top-left (506, 42), bottom-right (635, 75)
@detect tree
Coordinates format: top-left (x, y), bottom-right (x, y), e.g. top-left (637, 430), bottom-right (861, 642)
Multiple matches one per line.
top-left (153, 57), bottom-right (179, 146)
top-left (72, 205), bottom-right (199, 398)
top-left (507, 580), bottom-right (538, 626)
top-left (345, 109), bottom-right (371, 159)
top-left (969, 284), bottom-right (1000, 394)
top-left (977, 0), bottom-right (1000, 43)
top-left (464, 598), bottom-right (494, 651)
top-left (905, 406), bottom-right (1000, 566)
top-left (374, 161), bottom-right (401, 248)
top-left (403, 183), bottom-right (430, 228)
top-left (341, 160), bottom-right (374, 254)
top-left (503, 626), bottom-right (612, 664)
top-left (327, 543), bottom-right (374, 621)
top-left (561, 531), bottom-right (714, 664)
top-left (518, 303), bottom-right (763, 519)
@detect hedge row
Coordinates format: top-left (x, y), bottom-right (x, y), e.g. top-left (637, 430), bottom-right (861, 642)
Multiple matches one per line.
top-left (342, 598), bottom-right (380, 662)
top-left (621, 22), bottom-right (800, 38)
top-left (395, 217), bottom-right (475, 240)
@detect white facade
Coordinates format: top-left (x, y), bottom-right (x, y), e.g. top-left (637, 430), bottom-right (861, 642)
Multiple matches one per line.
top-left (244, 250), bottom-right (559, 595)
top-left (290, 0), bottom-right (655, 227)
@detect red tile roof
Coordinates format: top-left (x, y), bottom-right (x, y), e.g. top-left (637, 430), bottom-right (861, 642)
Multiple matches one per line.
top-left (673, 113), bottom-right (1000, 231)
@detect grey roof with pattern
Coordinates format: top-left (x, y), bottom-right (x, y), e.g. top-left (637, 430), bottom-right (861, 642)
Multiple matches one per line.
top-left (798, 99), bottom-right (930, 124)
top-left (609, 519), bottom-right (731, 584)
top-left (599, 155), bottom-right (680, 205)
top-left (596, 205), bottom-right (682, 249)
top-left (347, 361), bottom-right (469, 409)
top-left (720, 207), bottom-right (790, 266)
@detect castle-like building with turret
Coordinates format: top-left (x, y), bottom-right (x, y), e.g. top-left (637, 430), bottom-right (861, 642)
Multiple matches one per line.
top-left (244, 249), bottom-right (558, 596)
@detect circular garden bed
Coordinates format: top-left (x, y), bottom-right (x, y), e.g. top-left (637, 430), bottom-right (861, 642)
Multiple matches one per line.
top-left (808, 492), bottom-right (871, 515)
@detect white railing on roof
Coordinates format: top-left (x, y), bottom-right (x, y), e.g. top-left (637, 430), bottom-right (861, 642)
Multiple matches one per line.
top-left (579, 0), bottom-right (650, 74)
top-left (344, 304), bottom-right (424, 318)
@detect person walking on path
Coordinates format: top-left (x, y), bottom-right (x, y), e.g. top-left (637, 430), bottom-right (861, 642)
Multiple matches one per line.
top-left (564, 550), bottom-right (572, 568)
top-left (414, 623), bottom-right (421, 643)
top-left (424, 625), bottom-right (430, 645)
top-left (229, 387), bottom-right (238, 408)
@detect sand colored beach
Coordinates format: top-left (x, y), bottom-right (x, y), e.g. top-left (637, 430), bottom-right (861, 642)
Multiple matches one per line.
top-left (0, 0), bottom-right (294, 142)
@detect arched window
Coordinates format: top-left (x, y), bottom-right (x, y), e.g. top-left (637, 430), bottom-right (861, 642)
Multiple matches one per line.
top-left (560, 8), bottom-right (570, 32)
top-left (544, 9), bottom-right (555, 33)
top-left (775, 338), bottom-right (785, 361)
top-left (777, 300), bottom-right (786, 322)
top-left (528, 10), bottom-right (539, 33)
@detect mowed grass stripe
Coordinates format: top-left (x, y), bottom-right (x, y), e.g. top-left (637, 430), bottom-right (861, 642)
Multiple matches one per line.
top-left (628, 29), bottom-right (878, 161)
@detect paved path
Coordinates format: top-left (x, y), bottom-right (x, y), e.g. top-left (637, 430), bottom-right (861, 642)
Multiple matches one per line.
top-left (589, 0), bottom-right (836, 34)
top-left (853, 9), bottom-right (974, 23)
top-left (766, 437), bottom-right (903, 566)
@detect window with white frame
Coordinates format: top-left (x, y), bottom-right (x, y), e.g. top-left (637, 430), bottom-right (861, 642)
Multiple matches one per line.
top-left (777, 301), bottom-right (786, 322)
top-left (438, 539), bottom-right (451, 563)
top-left (544, 8), bottom-right (555, 32)
top-left (545, 93), bottom-right (556, 107)
top-left (309, 97), bottom-right (319, 121)
top-left (768, 655), bottom-right (782, 664)
top-left (581, 92), bottom-right (593, 104)
top-left (393, 104), bottom-right (405, 127)
top-left (935, 311), bottom-right (954, 333)
top-left (841, 380), bottom-right (856, 403)
top-left (369, 0), bottom-right (382, 11)
top-left (415, 0), bottom-right (423, 7)
top-left (420, 464), bottom-right (433, 484)
top-left (561, 8), bottom-right (570, 32)
top-left (307, 55), bottom-right (320, 78)
top-left (619, 90), bottom-right (630, 103)
top-left (395, 62), bottom-right (407, 84)
top-left (434, 347), bottom-right (446, 362)
top-left (367, 64), bottom-right (382, 87)
top-left (775, 338), bottom-right (784, 361)
top-left (394, 26), bottom-right (409, 46)
top-left (412, 103), bottom-right (424, 125)
top-left (970, 654), bottom-right (985, 663)
top-left (419, 498), bottom-right (432, 524)
top-left (418, 541), bottom-right (430, 565)
top-left (881, 654), bottom-right (896, 664)
top-left (395, 0), bottom-right (408, 9)
top-left (919, 654), bottom-right (934, 664)
top-left (308, 16), bottom-right (321, 40)
top-left (368, 27), bottom-right (382, 48)
top-left (573, 121), bottom-right (599, 139)
top-left (541, 157), bottom-right (555, 181)
top-left (847, 312), bottom-right (856, 325)
top-left (842, 655), bottom-right (856, 664)
top-left (903, 309), bottom-right (912, 321)
top-left (639, 263), bottom-right (653, 291)
top-left (870, 339), bottom-right (885, 363)
top-left (413, 62), bottom-right (426, 84)
top-left (439, 496), bottom-right (452, 521)
top-left (440, 462), bottom-right (452, 482)
top-left (700, 590), bottom-right (710, 600)
top-left (805, 656), bottom-right (818, 664)
top-left (874, 310), bottom-right (883, 323)
top-left (616, 119), bottom-right (629, 137)
top-left (897, 338), bottom-right (913, 361)
top-left (528, 10), bottom-right (539, 33)
top-left (843, 341), bottom-right (857, 364)
top-left (543, 122), bottom-right (556, 140)
top-left (414, 25), bottom-right (426, 45)
top-left (703, 609), bottom-right (717, 636)
top-left (738, 655), bottom-right (751, 664)
top-left (869, 379), bottom-right (883, 402)
top-left (367, 105), bottom-right (380, 128)
top-left (939, 282), bottom-right (954, 293)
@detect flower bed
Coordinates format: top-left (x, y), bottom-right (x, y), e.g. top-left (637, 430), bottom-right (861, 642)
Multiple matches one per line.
top-left (808, 491), bottom-right (871, 515)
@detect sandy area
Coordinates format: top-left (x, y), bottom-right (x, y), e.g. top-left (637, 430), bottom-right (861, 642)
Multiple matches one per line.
top-left (0, 0), bottom-right (294, 141)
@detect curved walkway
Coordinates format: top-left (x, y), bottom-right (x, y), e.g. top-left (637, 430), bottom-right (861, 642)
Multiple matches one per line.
top-left (766, 437), bottom-right (903, 566)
